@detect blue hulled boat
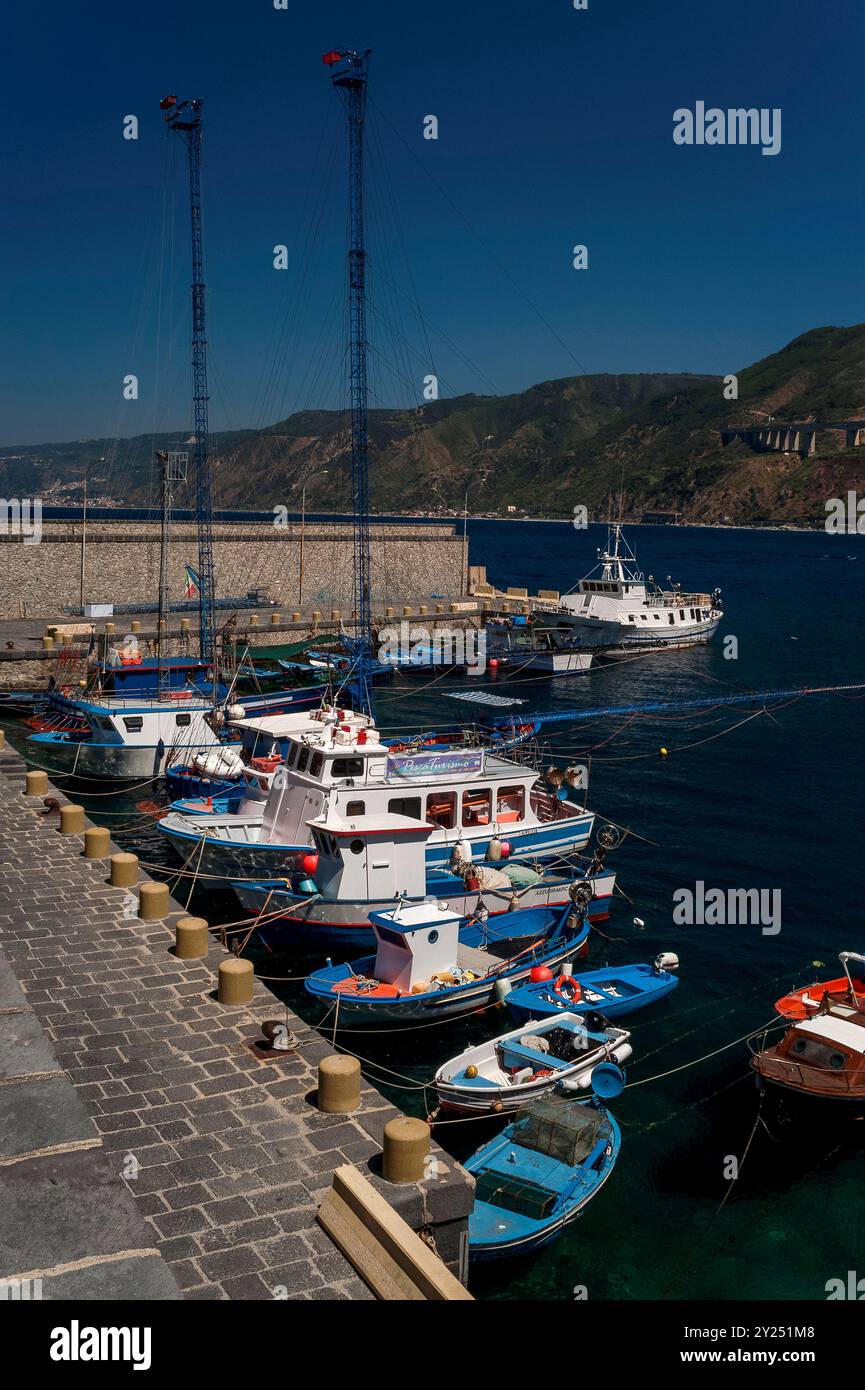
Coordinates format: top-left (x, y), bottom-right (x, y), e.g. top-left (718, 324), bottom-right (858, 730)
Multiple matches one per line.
top-left (302, 897), bottom-right (592, 1026)
top-left (466, 1076), bottom-right (623, 1260)
top-left (503, 953), bottom-right (679, 1025)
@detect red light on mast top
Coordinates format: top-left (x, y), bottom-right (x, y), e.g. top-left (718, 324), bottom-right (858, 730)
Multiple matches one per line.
top-left (322, 50), bottom-right (343, 66)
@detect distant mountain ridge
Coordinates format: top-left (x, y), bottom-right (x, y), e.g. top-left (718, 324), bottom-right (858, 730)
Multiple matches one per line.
top-left (4, 324), bottom-right (864, 526)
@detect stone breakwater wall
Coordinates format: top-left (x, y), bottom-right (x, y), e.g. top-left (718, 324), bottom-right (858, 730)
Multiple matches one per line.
top-left (0, 522), bottom-right (463, 619)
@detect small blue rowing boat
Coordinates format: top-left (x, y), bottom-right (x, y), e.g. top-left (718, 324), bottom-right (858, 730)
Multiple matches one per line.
top-left (466, 1067), bottom-right (624, 1260)
top-left (503, 953), bottom-right (679, 1025)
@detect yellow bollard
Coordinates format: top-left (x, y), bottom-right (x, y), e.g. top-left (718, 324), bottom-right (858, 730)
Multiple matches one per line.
top-left (180, 618), bottom-right (191, 634)
top-left (317, 1055), bottom-right (361, 1114)
top-left (138, 881), bottom-right (169, 920)
top-left (59, 804), bottom-right (85, 834)
top-left (110, 852), bottom-right (139, 888)
top-left (130, 620), bottom-right (141, 633)
top-left (84, 825), bottom-right (111, 859)
top-left (270, 612), bottom-right (281, 625)
top-left (218, 957), bottom-right (254, 1005)
top-left (25, 770), bottom-right (49, 797)
top-left (0, 729), bottom-right (5, 751)
top-left (175, 916), bottom-right (209, 959)
top-left (42, 636), bottom-right (54, 651)
top-left (382, 1116), bottom-right (430, 1183)
top-left (311, 610), bottom-right (322, 622)
top-left (331, 610), bottom-right (341, 622)
top-left (250, 614), bottom-right (259, 626)
top-left (291, 611), bottom-right (300, 622)
top-left (104, 622), bottom-right (115, 635)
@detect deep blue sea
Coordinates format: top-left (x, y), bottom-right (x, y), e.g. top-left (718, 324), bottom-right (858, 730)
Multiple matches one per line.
top-left (10, 520), bottom-right (865, 1301)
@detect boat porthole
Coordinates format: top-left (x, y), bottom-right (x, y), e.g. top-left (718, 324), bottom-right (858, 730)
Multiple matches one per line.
top-left (350, 839), bottom-right (364, 855)
top-left (428, 929), bottom-right (439, 944)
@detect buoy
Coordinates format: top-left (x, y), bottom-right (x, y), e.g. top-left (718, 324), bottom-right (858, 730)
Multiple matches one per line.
top-left (451, 837), bottom-right (472, 869)
top-left (634, 917), bottom-right (645, 928)
top-left (494, 978), bottom-right (512, 1003)
top-left (301, 852), bottom-right (319, 876)
top-left (530, 965), bottom-right (554, 983)
top-left (486, 834), bottom-right (502, 863)
top-left (466, 1064), bottom-right (478, 1078)
top-left (500, 839), bottom-right (511, 858)
top-left (659, 746), bottom-right (668, 757)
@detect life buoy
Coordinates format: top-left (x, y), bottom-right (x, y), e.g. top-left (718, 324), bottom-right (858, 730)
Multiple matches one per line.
top-left (554, 974), bottom-right (582, 1002)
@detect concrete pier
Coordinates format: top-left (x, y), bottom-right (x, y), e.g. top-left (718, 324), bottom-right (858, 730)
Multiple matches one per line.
top-left (0, 751), bottom-right (473, 1300)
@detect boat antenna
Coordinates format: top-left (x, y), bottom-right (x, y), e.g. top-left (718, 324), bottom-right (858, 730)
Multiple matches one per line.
top-left (160, 95), bottom-right (217, 688)
top-left (324, 48), bottom-right (374, 718)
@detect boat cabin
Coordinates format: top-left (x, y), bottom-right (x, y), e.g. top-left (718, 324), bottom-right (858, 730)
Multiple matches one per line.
top-left (366, 901), bottom-right (463, 991)
top-left (306, 811), bottom-right (434, 902)
top-left (753, 1011), bottom-right (865, 1099)
top-left (254, 710), bottom-right (587, 852)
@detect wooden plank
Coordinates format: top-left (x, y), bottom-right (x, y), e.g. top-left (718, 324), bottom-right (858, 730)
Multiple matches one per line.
top-left (319, 1165), bottom-right (473, 1301)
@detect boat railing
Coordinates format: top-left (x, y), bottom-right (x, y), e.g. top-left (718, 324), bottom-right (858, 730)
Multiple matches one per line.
top-left (759, 1052), bottom-right (861, 1094)
top-left (643, 591), bottom-right (714, 608)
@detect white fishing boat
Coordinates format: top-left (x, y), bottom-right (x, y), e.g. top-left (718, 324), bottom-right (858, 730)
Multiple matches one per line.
top-left (434, 1011), bottom-right (632, 1115)
top-left (232, 804), bottom-right (614, 949)
top-left (547, 524), bottom-right (722, 651)
top-left (159, 705), bottom-right (597, 883)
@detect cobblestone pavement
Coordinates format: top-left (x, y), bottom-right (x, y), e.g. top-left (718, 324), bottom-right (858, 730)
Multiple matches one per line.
top-left (0, 753), bottom-right (449, 1300)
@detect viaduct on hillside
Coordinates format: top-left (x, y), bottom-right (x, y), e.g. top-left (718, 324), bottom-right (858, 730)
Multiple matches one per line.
top-left (721, 419), bottom-right (865, 458)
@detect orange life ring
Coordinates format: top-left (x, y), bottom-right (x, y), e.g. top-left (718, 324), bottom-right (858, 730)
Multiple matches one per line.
top-left (554, 974), bottom-right (582, 1001)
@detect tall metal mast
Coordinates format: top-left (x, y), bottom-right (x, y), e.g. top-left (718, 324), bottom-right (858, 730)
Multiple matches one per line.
top-left (160, 96), bottom-right (217, 671)
top-left (323, 49), bottom-right (373, 716)
top-left (154, 449), bottom-right (188, 696)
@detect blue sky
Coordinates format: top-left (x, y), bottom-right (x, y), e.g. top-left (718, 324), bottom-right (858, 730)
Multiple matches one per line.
top-left (1, 0), bottom-right (863, 444)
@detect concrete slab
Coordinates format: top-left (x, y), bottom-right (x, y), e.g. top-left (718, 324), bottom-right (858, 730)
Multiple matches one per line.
top-left (0, 1009), bottom-right (62, 1081)
top-left (0, 1075), bottom-right (96, 1160)
top-left (0, 1149), bottom-right (166, 1280)
top-left (0, 950), bottom-right (29, 1010)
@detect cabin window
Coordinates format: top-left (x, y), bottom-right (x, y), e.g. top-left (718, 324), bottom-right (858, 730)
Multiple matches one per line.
top-left (346, 800), bottom-right (365, 817)
top-left (628, 615), bottom-right (635, 623)
top-left (462, 788), bottom-right (492, 827)
top-left (296, 746), bottom-right (310, 773)
top-left (678, 610), bottom-right (685, 621)
top-left (97, 717), bottom-right (114, 731)
top-left (653, 614), bottom-right (660, 620)
top-left (789, 1036), bottom-right (848, 1069)
top-left (377, 925), bottom-right (405, 946)
top-left (426, 791), bottom-right (456, 829)
top-left (284, 743), bottom-right (297, 768)
top-left (496, 785), bottom-right (525, 823)
top-left (175, 713), bottom-right (192, 728)
top-left (331, 757), bottom-right (364, 778)
top-left (122, 716), bottom-right (143, 732)
top-left (388, 796), bottom-right (421, 820)
top-left (668, 613), bottom-right (675, 625)
top-left (349, 839), bottom-right (364, 855)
